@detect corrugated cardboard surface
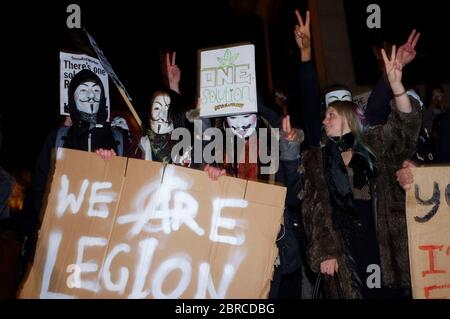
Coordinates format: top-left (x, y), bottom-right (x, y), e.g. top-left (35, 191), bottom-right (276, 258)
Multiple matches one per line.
top-left (20, 149), bottom-right (285, 299)
top-left (406, 166), bottom-right (450, 299)
top-left (199, 44), bottom-right (258, 118)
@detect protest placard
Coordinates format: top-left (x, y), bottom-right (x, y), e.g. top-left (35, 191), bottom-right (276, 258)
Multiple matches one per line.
top-left (20, 149), bottom-right (285, 299)
top-left (199, 44), bottom-right (258, 118)
top-left (406, 166), bottom-right (450, 299)
top-left (60, 52), bottom-right (109, 116)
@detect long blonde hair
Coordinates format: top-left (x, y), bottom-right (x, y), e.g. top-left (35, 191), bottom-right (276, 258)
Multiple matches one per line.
top-left (328, 100), bottom-right (365, 136)
top-left (328, 101), bottom-right (376, 163)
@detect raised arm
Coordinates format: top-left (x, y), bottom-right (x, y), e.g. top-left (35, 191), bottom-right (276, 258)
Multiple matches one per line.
top-left (294, 10), bottom-right (322, 148)
top-left (365, 44), bottom-right (421, 162)
top-left (295, 10), bottom-right (311, 62)
top-left (366, 30), bottom-right (420, 125)
top-left (365, 75), bottom-right (392, 126)
top-left (381, 45), bottom-right (412, 113)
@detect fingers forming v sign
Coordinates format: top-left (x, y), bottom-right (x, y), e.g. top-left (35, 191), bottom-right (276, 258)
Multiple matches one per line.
top-left (166, 51), bottom-right (176, 69)
top-left (409, 29), bottom-right (421, 48)
top-left (166, 51), bottom-right (181, 92)
top-left (396, 29), bottom-right (421, 66)
top-left (381, 45), bottom-right (402, 84)
top-left (294, 10), bottom-right (311, 50)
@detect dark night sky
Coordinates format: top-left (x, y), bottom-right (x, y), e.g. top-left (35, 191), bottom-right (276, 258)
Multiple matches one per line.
top-left (1, 0), bottom-right (269, 174)
top-left (344, 0), bottom-right (450, 86)
top-left (1, 0), bottom-right (449, 175)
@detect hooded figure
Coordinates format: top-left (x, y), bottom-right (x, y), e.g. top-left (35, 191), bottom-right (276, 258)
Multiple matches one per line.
top-left (62, 69), bottom-right (117, 153)
top-left (28, 69), bottom-right (125, 238)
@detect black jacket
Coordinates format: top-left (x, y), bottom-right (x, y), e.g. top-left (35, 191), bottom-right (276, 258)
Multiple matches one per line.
top-left (30, 70), bottom-right (128, 231)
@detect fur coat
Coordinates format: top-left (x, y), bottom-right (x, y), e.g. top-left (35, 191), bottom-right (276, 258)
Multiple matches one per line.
top-left (299, 99), bottom-right (421, 298)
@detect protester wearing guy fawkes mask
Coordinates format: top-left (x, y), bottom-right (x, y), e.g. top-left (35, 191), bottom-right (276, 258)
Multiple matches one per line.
top-left (139, 51), bottom-right (195, 165)
top-left (140, 89), bottom-right (191, 164)
top-left (217, 107), bottom-right (303, 182)
top-left (34, 69), bottom-right (119, 204)
top-left (63, 69), bottom-right (117, 152)
top-left (226, 113), bottom-right (258, 140)
top-left (222, 113), bottom-right (261, 180)
top-left (204, 104), bottom-right (306, 299)
top-left (31, 69), bottom-right (123, 213)
top-left (26, 70), bottom-right (125, 263)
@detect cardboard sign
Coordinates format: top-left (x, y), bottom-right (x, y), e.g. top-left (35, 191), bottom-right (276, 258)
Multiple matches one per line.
top-left (59, 52), bottom-right (110, 116)
top-left (199, 44), bottom-right (258, 118)
top-left (406, 166), bottom-right (450, 299)
top-left (20, 149), bottom-right (285, 299)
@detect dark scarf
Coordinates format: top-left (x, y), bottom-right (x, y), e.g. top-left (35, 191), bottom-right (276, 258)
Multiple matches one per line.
top-left (79, 112), bottom-right (98, 129)
top-left (63, 120), bottom-right (117, 153)
top-left (145, 128), bottom-right (174, 163)
top-left (323, 132), bottom-right (377, 241)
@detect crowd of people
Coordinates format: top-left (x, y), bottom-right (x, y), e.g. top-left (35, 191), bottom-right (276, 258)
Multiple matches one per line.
top-left (0, 9), bottom-right (449, 299)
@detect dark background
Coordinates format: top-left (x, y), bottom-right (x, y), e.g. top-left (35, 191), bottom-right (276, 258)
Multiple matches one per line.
top-left (344, 0), bottom-right (450, 86)
top-left (1, 0), bottom-right (271, 175)
top-left (1, 0), bottom-right (449, 176)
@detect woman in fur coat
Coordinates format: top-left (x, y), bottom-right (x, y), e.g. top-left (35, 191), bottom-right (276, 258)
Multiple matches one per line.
top-left (295, 10), bottom-right (421, 298)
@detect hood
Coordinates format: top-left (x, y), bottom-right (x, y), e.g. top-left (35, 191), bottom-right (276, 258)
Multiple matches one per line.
top-left (68, 69), bottom-right (108, 124)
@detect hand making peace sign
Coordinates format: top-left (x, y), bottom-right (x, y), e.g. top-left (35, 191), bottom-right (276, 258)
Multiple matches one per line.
top-left (294, 10), bottom-right (311, 52)
top-left (166, 51), bottom-right (180, 93)
top-left (381, 45), bottom-right (403, 86)
top-left (396, 29), bottom-right (420, 67)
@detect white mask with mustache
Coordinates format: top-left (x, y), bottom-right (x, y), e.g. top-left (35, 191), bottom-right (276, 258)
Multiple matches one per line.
top-left (150, 93), bottom-right (174, 134)
top-left (74, 81), bottom-right (101, 114)
top-left (226, 114), bottom-right (257, 139)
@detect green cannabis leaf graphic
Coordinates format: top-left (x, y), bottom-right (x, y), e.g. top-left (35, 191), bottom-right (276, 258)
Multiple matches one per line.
top-left (217, 49), bottom-right (239, 70)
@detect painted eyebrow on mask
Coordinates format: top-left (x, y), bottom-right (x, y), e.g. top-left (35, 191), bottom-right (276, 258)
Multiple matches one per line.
top-left (329, 94), bottom-right (351, 100)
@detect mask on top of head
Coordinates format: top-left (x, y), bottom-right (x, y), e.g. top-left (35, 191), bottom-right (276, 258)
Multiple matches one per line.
top-left (325, 89), bottom-right (352, 107)
top-left (150, 93), bottom-right (174, 134)
top-left (74, 81), bottom-right (102, 114)
top-left (226, 113), bottom-right (257, 139)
